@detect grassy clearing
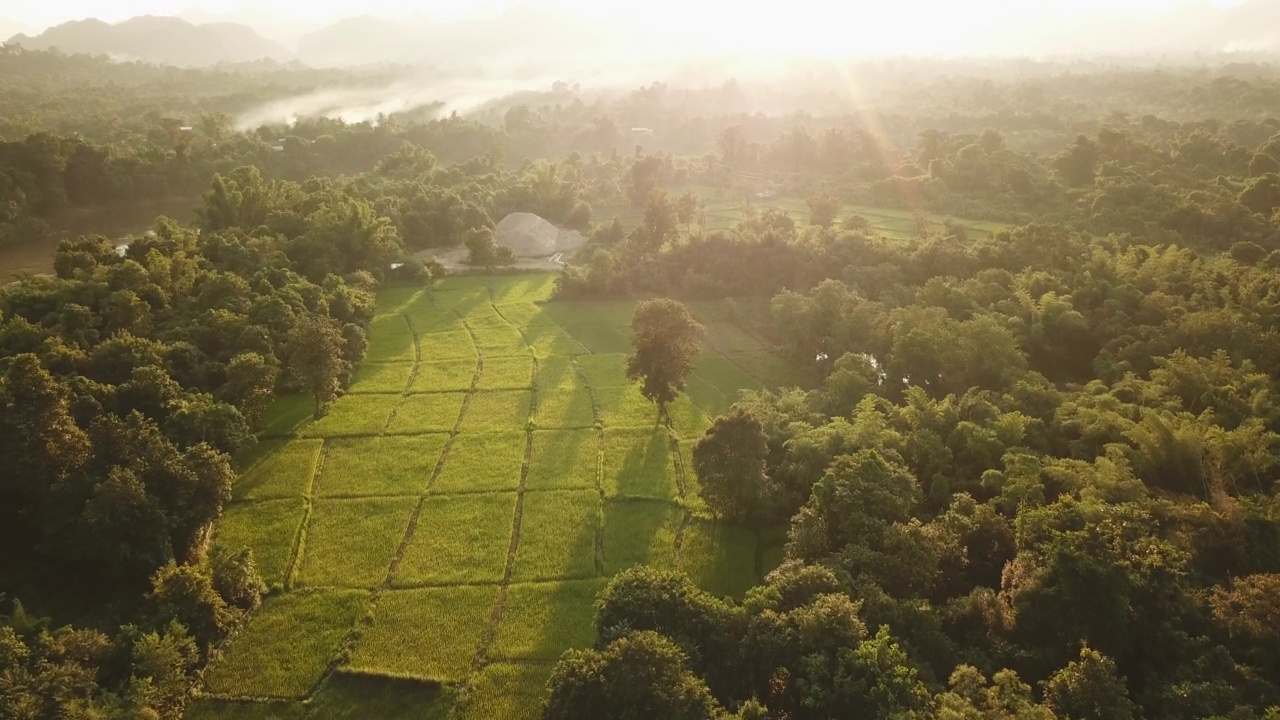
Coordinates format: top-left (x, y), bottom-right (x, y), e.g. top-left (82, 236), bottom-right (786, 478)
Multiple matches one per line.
top-left (487, 274), bottom-right (557, 304)
top-left (317, 436), bottom-right (447, 497)
top-left (462, 662), bottom-right (553, 720)
top-left (394, 493), bottom-right (516, 586)
top-left (601, 499), bottom-right (681, 574)
top-left (404, 302), bottom-right (467, 335)
top-left (308, 672), bottom-right (456, 720)
top-left (677, 520), bottom-right (759, 599)
top-left (301, 395), bottom-right (401, 438)
top-left (694, 352), bottom-right (765, 396)
top-left (419, 329), bottom-right (477, 361)
top-left (387, 392), bottom-right (466, 434)
top-left (374, 286), bottom-right (423, 316)
top-left (538, 303), bottom-right (631, 354)
top-left (511, 490), bottom-right (600, 582)
top-left (184, 700), bottom-right (305, 720)
top-left (233, 439), bottom-right (321, 500)
top-left (684, 375), bottom-right (733, 418)
top-left (527, 430), bottom-right (599, 491)
top-left (574, 353), bottom-right (629, 387)
top-left (296, 498), bottom-right (417, 588)
top-left (258, 395), bottom-right (315, 437)
top-left (534, 356), bottom-right (582, 391)
top-left (202, 589), bottom-right (368, 698)
top-left (666, 395), bottom-right (713, 440)
top-left (493, 301), bottom-right (554, 329)
top-left (348, 362), bottom-right (414, 394)
top-left (525, 324), bottom-right (589, 357)
top-left (477, 355), bottom-right (534, 390)
top-left (533, 388), bottom-right (597, 429)
top-left (730, 350), bottom-right (808, 388)
top-left (410, 359), bottom-right (476, 393)
top-left (457, 390), bottom-right (533, 432)
top-left (489, 579), bottom-right (606, 661)
top-left (594, 385), bottom-right (660, 429)
top-left (214, 500), bottom-right (305, 587)
top-left (602, 428), bottom-right (678, 500)
top-left (365, 316), bottom-right (417, 364)
top-left (432, 431), bottom-right (526, 494)
top-left (468, 320), bottom-right (530, 358)
top-left (348, 585), bottom-right (498, 682)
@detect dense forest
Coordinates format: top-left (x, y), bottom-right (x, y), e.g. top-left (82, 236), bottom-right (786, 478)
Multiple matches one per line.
top-left (2, 45), bottom-right (1280, 719)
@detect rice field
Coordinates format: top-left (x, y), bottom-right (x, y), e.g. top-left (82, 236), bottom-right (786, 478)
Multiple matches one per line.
top-left (195, 273), bottom-right (803, 719)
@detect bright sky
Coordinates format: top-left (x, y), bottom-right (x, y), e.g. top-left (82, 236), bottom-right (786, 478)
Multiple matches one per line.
top-left (4, 0), bottom-right (1251, 56)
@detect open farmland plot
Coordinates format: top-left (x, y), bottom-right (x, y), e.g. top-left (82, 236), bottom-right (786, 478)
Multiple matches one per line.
top-left (200, 273), bottom-right (803, 720)
top-left (296, 497), bottom-right (417, 588)
top-left (348, 585), bottom-right (499, 682)
top-left (316, 435), bottom-right (446, 497)
top-left (202, 590), bottom-right (368, 698)
top-left (214, 499), bottom-right (305, 587)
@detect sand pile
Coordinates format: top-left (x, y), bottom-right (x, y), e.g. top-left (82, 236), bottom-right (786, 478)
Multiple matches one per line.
top-left (495, 213), bottom-right (587, 257)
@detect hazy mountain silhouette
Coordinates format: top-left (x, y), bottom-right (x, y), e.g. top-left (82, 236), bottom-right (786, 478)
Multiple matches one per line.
top-left (176, 7), bottom-right (320, 50)
top-left (6, 15), bottom-right (291, 65)
top-left (0, 18), bottom-right (33, 42)
top-left (295, 7), bottom-right (638, 71)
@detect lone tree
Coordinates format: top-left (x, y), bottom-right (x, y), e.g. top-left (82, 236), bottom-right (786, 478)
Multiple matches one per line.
top-left (807, 191), bottom-right (842, 229)
top-left (692, 408), bottom-right (769, 523)
top-left (283, 315), bottom-right (347, 418)
top-left (625, 298), bottom-right (704, 422)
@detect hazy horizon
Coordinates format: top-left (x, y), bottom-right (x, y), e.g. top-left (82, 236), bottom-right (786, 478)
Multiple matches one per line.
top-left (3, 0), bottom-right (1266, 59)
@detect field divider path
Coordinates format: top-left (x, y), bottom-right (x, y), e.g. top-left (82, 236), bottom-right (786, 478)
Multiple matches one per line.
top-left (570, 355), bottom-right (608, 577)
top-left (378, 312), bottom-right (423, 435)
top-left (467, 294), bottom-right (540, 692)
top-left (282, 439), bottom-right (327, 590)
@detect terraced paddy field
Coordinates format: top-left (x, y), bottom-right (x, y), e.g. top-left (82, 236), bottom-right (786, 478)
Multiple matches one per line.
top-left (188, 273), bottom-right (803, 720)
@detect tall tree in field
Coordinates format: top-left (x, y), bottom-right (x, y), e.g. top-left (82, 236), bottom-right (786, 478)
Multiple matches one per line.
top-left (625, 299), bottom-right (704, 422)
top-left (283, 315), bottom-right (347, 418)
top-left (807, 191), bottom-right (841, 229)
top-left (692, 408), bottom-right (769, 523)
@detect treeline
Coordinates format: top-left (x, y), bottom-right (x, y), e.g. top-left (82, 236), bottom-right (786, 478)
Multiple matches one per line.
top-left (0, 167), bottom-right (412, 716)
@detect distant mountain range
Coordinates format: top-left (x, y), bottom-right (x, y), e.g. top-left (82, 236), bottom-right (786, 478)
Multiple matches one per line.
top-left (3, 0), bottom-right (1278, 69)
top-left (4, 15), bottom-right (290, 65)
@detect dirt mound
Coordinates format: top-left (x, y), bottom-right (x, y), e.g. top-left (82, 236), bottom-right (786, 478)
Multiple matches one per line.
top-left (495, 212), bottom-right (586, 257)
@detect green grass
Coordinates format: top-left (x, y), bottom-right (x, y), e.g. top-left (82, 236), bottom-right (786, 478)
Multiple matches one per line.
top-left (525, 324), bottom-right (589, 357)
top-left (533, 388), bottom-right (597, 429)
top-left (685, 375), bottom-right (733, 417)
top-left (308, 672), bottom-right (456, 720)
top-left (666, 395), bottom-right (713, 439)
top-left (461, 663), bottom-right (553, 720)
top-left (394, 493), bottom-right (515, 587)
top-left (602, 428), bottom-right (678, 500)
top-left (348, 362), bottom-right (414, 394)
top-left (527, 430), bottom-right (599, 491)
top-left (458, 390), bottom-right (533, 432)
top-left (348, 585), bottom-right (498, 682)
top-left (487, 274), bottom-right (557, 304)
top-left (468, 320), bottom-right (529, 358)
top-left (404, 303), bottom-right (467, 335)
top-left (730, 350), bottom-right (808, 388)
top-left (419, 329), bottom-right (477, 361)
top-left (202, 589), bottom-right (368, 698)
top-left (574, 353), bottom-right (629, 387)
top-left (411, 359), bottom-right (476, 393)
top-left (432, 432), bottom-right (526, 493)
top-left (601, 499), bottom-right (681, 574)
top-left (489, 579), bottom-right (606, 661)
top-left (694, 352), bottom-right (765, 396)
top-left (317, 436), bottom-right (446, 497)
top-left (296, 498), bottom-right (417, 588)
top-left (534, 356), bottom-right (583, 391)
top-left (233, 439), bottom-right (321, 500)
top-left (387, 393), bottom-right (466, 434)
top-left (676, 520), bottom-right (759, 599)
top-left (301, 395), bottom-right (401, 438)
top-left (494, 301), bottom-right (554, 328)
top-left (511, 490), bottom-right (600, 582)
top-left (184, 700), bottom-right (305, 720)
top-left (539, 303), bottom-right (631, 354)
top-left (374, 286), bottom-right (424, 316)
top-left (365, 316), bottom-right (417, 363)
top-left (259, 395), bottom-right (317, 437)
top-left (477, 355), bottom-right (534, 390)
top-left (214, 500), bottom-right (305, 587)
top-left (594, 385), bottom-right (660, 429)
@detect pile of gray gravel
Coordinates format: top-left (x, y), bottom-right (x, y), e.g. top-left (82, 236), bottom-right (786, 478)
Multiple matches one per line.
top-left (495, 212), bottom-right (587, 257)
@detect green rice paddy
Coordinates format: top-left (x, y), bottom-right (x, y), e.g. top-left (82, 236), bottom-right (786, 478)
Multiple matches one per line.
top-left (195, 273), bottom-right (802, 718)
